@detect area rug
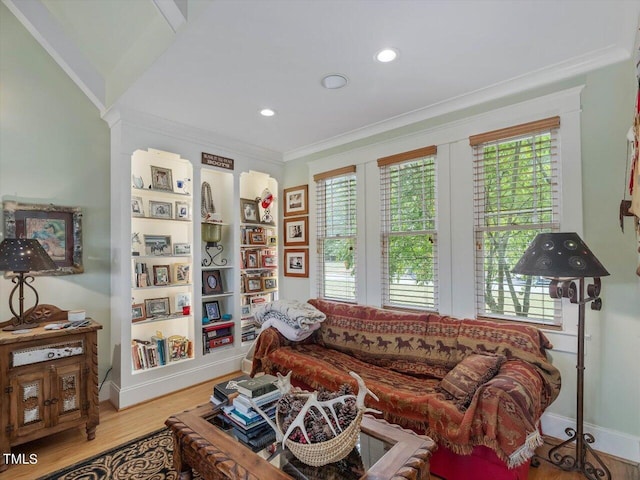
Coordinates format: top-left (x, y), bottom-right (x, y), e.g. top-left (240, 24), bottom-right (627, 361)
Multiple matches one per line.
top-left (37, 428), bottom-right (201, 480)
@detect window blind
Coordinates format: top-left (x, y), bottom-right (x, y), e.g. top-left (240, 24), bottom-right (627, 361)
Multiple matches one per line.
top-left (314, 167), bottom-right (357, 302)
top-left (378, 147), bottom-right (438, 310)
top-left (471, 117), bottom-right (561, 324)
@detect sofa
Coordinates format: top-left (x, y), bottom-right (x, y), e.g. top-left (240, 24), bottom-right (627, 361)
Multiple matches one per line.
top-left (251, 299), bottom-right (561, 480)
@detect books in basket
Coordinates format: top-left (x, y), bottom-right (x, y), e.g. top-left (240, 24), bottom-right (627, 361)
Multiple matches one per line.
top-left (235, 374), bottom-right (278, 398)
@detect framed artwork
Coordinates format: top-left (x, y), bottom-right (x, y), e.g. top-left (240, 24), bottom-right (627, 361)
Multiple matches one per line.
top-left (144, 234), bottom-right (172, 255)
top-left (3, 201), bottom-right (83, 275)
top-left (241, 304), bottom-right (251, 316)
top-left (144, 297), bottom-right (170, 317)
top-left (248, 231), bottom-right (266, 245)
top-left (240, 198), bottom-right (260, 223)
top-left (173, 263), bottom-right (190, 284)
top-left (132, 303), bottom-right (146, 322)
top-left (284, 184), bottom-right (308, 217)
top-left (204, 300), bottom-right (221, 320)
top-left (131, 196), bottom-right (145, 217)
top-left (284, 248), bottom-right (309, 278)
top-left (268, 236), bottom-right (277, 246)
top-left (202, 269), bottom-right (224, 295)
top-left (151, 165), bottom-right (174, 191)
top-left (284, 216), bottom-right (308, 246)
top-left (261, 254), bottom-right (277, 268)
top-left (149, 201), bottom-right (173, 219)
top-left (244, 250), bottom-right (259, 269)
top-left (263, 277), bottom-right (277, 290)
top-left (175, 201), bottom-right (190, 220)
top-left (245, 276), bottom-right (263, 293)
top-left (153, 265), bottom-right (171, 285)
top-left (175, 292), bottom-right (191, 310)
top-left (174, 243), bottom-right (191, 255)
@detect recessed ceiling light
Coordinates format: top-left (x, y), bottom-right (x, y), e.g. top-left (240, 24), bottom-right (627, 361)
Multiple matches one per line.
top-left (321, 74), bottom-right (349, 89)
top-left (375, 48), bottom-right (399, 63)
top-left (260, 108), bottom-right (275, 117)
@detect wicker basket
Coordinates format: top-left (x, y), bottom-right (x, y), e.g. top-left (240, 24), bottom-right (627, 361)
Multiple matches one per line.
top-left (276, 408), bottom-right (364, 467)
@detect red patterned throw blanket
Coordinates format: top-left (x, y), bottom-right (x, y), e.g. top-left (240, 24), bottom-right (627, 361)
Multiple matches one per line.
top-left (252, 299), bottom-right (561, 469)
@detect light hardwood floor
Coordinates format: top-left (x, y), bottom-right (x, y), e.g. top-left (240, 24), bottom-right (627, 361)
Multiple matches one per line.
top-left (4, 371), bottom-right (637, 480)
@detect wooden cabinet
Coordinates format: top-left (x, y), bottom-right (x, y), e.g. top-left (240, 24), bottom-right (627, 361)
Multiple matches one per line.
top-left (0, 315), bottom-right (101, 472)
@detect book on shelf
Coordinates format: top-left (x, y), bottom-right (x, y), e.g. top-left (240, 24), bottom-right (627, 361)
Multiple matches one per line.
top-left (213, 374), bottom-right (251, 402)
top-left (235, 374), bottom-right (278, 398)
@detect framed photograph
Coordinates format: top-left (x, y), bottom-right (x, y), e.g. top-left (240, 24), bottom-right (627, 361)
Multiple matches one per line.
top-left (175, 201), bottom-right (190, 220)
top-left (174, 243), bottom-right (191, 255)
top-left (244, 276), bottom-right (263, 293)
top-left (131, 196), bottom-right (145, 217)
top-left (268, 236), bottom-right (277, 246)
top-left (144, 297), bottom-right (170, 317)
top-left (132, 303), bottom-right (146, 322)
top-left (153, 265), bottom-right (171, 285)
top-left (261, 254), bottom-right (277, 268)
top-left (202, 269), bottom-right (224, 295)
top-left (173, 263), bottom-right (190, 284)
top-left (284, 248), bottom-right (309, 278)
top-left (144, 234), bottom-right (172, 256)
top-left (149, 201), bottom-right (173, 219)
top-left (175, 292), bottom-right (191, 310)
top-left (244, 250), bottom-right (259, 269)
top-left (240, 198), bottom-right (260, 223)
top-left (204, 300), bottom-right (221, 320)
top-left (3, 201), bottom-right (83, 275)
top-left (248, 231), bottom-right (266, 245)
top-left (284, 216), bottom-right (309, 246)
top-left (284, 184), bottom-right (308, 217)
top-left (241, 304), bottom-right (251, 316)
top-left (151, 165), bottom-right (174, 192)
top-left (263, 277), bottom-right (277, 290)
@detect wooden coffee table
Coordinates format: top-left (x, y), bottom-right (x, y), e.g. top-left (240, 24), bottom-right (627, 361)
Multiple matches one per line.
top-left (166, 402), bottom-right (436, 480)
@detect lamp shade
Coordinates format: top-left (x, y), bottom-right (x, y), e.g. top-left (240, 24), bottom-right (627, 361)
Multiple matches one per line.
top-left (512, 232), bottom-right (609, 279)
top-left (0, 238), bottom-right (57, 273)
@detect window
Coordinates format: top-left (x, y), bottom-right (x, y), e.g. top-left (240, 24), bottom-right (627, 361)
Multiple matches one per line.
top-left (314, 166), bottom-right (357, 302)
top-left (378, 146), bottom-right (438, 310)
top-left (471, 117), bottom-right (561, 324)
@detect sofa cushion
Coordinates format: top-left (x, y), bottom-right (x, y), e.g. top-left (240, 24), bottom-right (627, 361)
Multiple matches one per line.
top-left (439, 353), bottom-right (506, 409)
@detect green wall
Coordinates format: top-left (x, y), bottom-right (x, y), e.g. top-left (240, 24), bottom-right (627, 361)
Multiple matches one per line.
top-left (0, 4), bottom-right (112, 387)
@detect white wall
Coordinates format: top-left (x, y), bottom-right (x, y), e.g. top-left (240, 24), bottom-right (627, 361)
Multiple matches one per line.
top-left (0, 4), bottom-right (112, 387)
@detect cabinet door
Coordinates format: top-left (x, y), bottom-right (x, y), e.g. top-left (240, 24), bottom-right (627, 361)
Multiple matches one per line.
top-left (51, 362), bottom-right (85, 427)
top-left (8, 371), bottom-right (49, 440)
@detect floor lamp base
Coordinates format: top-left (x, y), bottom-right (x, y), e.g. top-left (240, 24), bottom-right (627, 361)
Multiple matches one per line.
top-left (533, 428), bottom-right (611, 480)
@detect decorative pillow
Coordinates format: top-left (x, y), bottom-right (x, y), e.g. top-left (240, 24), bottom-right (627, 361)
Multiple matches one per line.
top-left (438, 353), bottom-right (506, 409)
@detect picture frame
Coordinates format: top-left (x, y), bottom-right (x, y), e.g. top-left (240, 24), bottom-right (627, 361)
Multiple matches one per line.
top-left (132, 303), bottom-right (146, 322)
top-left (283, 184), bottom-right (308, 217)
top-left (261, 254), bottom-right (277, 268)
top-left (144, 234), bottom-right (172, 256)
top-left (263, 277), bottom-right (277, 290)
top-left (144, 297), bottom-right (170, 317)
top-left (267, 236), bottom-right (277, 246)
top-left (284, 248), bottom-right (309, 277)
top-left (284, 216), bottom-right (309, 246)
top-left (149, 200), bottom-right (173, 219)
top-left (131, 196), bottom-right (145, 217)
top-left (241, 304), bottom-right (251, 317)
top-left (248, 231), bottom-right (267, 245)
top-left (175, 201), bottom-right (190, 220)
top-left (174, 243), bottom-right (191, 255)
top-left (153, 265), bottom-right (171, 285)
top-left (175, 292), bottom-right (191, 310)
top-left (202, 269), bottom-right (224, 295)
top-left (3, 201), bottom-right (83, 275)
top-left (151, 165), bottom-right (174, 192)
top-left (244, 276), bottom-right (263, 293)
top-left (173, 263), bottom-right (191, 284)
top-left (244, 249), bottom-right (259, 269)
top-left (240, 198), bottom-right (260, 223)
top-left (204, 300), bottom-right (221, 321)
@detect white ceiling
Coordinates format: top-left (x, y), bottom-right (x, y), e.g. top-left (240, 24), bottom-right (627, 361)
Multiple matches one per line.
top-left (5, 0), bottom-right (640, 161)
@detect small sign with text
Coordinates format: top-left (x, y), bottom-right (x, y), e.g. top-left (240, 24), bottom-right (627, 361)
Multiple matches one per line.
top-left (202, 152), bottom-right (234, 170)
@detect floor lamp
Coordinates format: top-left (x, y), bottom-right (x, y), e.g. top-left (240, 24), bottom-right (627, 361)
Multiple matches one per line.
top-left (512, 232), bottom-right (611, 480)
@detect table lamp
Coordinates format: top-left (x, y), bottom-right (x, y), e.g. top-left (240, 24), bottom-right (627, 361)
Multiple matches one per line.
top-left (0, 238), bottom-right (57, 331)
top-left (512, 232), bottom-right (611, 480)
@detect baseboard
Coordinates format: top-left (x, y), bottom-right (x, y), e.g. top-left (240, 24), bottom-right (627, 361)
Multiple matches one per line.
top-left (541, 411), bottom-right (640, 463)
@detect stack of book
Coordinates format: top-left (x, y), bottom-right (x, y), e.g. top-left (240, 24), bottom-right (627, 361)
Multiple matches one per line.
top-left (212, 374), bottom-right (281, 451)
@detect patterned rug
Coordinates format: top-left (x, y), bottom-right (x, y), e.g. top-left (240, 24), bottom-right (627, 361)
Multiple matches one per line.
top-left (37, 428), bottom-right (201, 480)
